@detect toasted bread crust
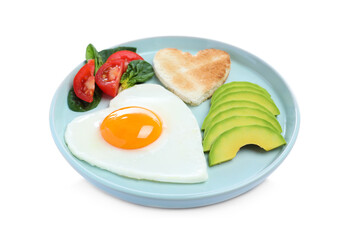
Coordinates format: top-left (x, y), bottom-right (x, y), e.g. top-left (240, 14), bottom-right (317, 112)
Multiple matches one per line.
top-left (153, 48), bottom-right (231, 105)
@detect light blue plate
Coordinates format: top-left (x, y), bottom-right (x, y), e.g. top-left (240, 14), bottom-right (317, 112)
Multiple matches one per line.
top-left (49, 36), bottom-right (300, 208)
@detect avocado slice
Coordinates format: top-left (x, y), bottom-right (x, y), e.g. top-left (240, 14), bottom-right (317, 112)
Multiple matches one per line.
top-left (212, 86), bottom-right (271, 105)
top-left (208, 125), bottom-right (286, 166)
top-left (204, 107), bottom-right (282, 136)
top-left (211, 91), bottom-right (280, 116)
top-left (203, 116), bottom-right (277, 151)
top-left (211, 81), bottom-right (271, 102)
top-left (202, 100), bottom-right (271, 130)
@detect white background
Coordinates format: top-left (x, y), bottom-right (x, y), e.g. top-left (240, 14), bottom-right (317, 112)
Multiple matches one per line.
top-left (1, 0), bottom-right (349, 239)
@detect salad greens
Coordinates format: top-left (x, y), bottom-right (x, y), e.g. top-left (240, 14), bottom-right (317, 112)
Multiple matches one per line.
top-left (120, 60), bottom-right (155, 89)
top-left (67, 86), bottom-right (102, 112)
top-left (68, 43), bottom-right (154, 112)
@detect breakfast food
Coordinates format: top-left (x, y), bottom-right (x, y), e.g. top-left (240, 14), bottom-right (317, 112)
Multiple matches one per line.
top-left (202, 82), bottom-right (286, 166)
top-left (65, 41), bottom-right (287, 181)
top-left (153, 48), bottom-right (231, 106)
top-left (65, 84), bottom-right (208, 183)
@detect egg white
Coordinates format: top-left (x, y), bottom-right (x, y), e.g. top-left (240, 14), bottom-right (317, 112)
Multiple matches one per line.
top-left (65, 84), bottom-right (208, 183)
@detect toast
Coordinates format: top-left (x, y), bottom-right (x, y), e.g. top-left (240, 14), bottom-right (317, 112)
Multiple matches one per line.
top-left (153, 48), bottom-right (231, 106)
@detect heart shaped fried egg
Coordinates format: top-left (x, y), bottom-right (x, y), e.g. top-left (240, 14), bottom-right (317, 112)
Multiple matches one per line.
top-left (65, 84), bottom-right (208, 183)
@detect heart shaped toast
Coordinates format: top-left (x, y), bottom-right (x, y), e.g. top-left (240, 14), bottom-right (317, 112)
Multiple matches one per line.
top-left (153, 48), bottom-right (231, 106)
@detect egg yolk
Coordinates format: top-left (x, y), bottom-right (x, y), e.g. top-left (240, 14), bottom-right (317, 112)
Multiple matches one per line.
top-left (100, 106), bottom-right (162, 149)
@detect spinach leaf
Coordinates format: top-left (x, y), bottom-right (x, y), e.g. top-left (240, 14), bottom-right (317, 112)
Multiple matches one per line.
top-left (120, 60), bottom-right (154, 89)
top-left (85, 44), bottom-right (104, 74)
top-left (99, 46), bottom-right (137, 62)
top-left (85, 43), bottom-right (98, 60)
top-left (67, 86), bottom-right (102, 112)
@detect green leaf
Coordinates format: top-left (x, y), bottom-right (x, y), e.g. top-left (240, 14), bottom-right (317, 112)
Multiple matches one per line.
top-left (120, 60), bottom-right (154, 89)
top-left (67, 86), bottom-right (102, 112)
top-left (85, 43), bottom-right (97, 60)
top-left (85, 44), bottom-right (104, 74)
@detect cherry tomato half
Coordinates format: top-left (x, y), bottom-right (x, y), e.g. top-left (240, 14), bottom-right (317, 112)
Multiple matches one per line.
top-left (95, 59), bottom-right (125, 97)
top-left (73, 59), bottom-right (95, 103)
top-left (106, 50), bottom-right (143, 71)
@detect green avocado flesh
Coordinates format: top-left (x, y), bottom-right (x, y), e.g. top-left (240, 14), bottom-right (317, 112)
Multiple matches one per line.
top-left (211, 91), bottom-right (280, 116)
top-left (211, 81), bottom-right (271, 102)
top-left (211, 86), bottom-right (271, 105)
top-left (208, 125), bottom-right (286, 166)
top-left (204, 107), bottom-right (282, 136)
top-left (201, 100), bottom-right (271, 130)
top-left (202, 82), bottom-right (285, 167)
top-left (203, 116), bottom-right (277, 151)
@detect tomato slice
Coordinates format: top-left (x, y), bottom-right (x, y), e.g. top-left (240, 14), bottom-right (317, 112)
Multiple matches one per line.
top-left (73, 59), bottom-right (95, 103)
top-left (95, 59), bottom-right (125, 97)
top-left (106, 50), bottom-right (143, 71)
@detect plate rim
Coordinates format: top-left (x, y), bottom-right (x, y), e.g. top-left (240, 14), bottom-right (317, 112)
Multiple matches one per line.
top-left (49, 35), bottom-right (300, 204)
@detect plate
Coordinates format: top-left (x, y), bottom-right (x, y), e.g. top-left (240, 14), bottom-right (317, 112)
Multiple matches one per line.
top-left (49, 36), bottom-right (300, 208)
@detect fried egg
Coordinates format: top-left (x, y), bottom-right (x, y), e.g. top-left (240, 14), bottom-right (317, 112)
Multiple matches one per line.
top-left (65, 84), bottom-right (208, 183)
